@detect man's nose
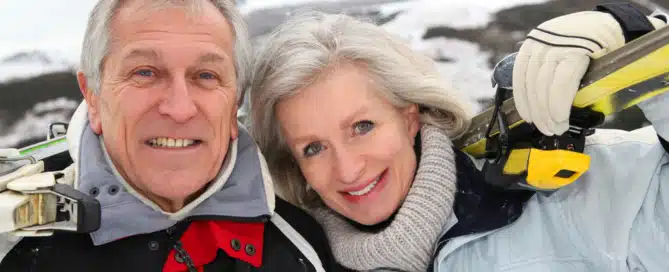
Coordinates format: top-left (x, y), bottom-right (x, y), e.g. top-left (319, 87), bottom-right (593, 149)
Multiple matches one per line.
top-left (333, 146), bottom-right (365, 185)
top-left (158, 77), bottom-right (198, 123)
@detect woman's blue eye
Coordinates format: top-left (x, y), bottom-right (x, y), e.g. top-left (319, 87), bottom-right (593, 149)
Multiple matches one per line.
top-left (135, 69), bottom-right (154, 77)
top-left (303, 143), bottom-right (323, 157)
top-left (354, 120), bottom-right (374, 135)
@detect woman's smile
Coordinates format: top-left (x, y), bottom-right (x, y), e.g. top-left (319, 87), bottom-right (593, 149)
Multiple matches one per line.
top-left (341, 169), bottom-right (389, 203)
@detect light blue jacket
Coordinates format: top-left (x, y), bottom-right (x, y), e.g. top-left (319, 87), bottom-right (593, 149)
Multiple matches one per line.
top-left (434, 91), bottom-right (669, 271)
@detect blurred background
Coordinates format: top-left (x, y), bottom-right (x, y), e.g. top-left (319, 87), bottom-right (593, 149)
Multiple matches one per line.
top-left (0, 0), bottom-right (667, 149)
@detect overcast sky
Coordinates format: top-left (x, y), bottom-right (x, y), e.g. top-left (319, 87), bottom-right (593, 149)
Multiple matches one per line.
top-left (0, 0), bottom-right (99, 60)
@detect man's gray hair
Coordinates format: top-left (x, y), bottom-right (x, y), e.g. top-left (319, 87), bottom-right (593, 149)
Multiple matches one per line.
top-left (248, 11), bottom-right (472, 207)
top-left (80, 0), bottom-right (251, 105)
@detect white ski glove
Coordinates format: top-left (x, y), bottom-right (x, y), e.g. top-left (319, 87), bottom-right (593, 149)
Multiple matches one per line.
top-left (512, 11), bottom-right (667, 136)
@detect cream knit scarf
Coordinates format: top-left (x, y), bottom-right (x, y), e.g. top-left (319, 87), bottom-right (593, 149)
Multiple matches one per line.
top-left (310, 125), bottom-right (458, 271)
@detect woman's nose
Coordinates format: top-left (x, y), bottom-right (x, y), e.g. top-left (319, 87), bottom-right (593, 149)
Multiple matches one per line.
top-left (333, 146), bottom-right (365, 184)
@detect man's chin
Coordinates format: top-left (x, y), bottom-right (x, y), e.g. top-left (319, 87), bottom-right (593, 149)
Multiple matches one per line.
top-left (134, 172), bottom-right (214, 209)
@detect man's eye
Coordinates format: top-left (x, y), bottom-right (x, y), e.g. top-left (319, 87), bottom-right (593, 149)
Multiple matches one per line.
top-left (195, 71), bottom-right (221, 89)
top-left (303, 143), bottom-right (323, 157)
top-left (198, 72), bottom-right (216, 80)
top-left (353, 120), bottom-right (374, 135)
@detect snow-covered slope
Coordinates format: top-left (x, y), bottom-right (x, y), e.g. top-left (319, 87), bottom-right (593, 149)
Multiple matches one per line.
top-left (376, 0), bottom-right (549, 112)
top-left (0, 50), bottom-right (76, 83)
top-left (0, 98), bottom-right (79, 147)
top-left (239, 0), bottom-right (334, 14)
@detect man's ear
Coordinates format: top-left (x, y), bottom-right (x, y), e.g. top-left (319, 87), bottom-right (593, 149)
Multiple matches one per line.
top-left (230, 104), bottom-right (239, 141)
top-left (404, 103), bottom-right (420, 144)
top-left (77, 71), bottom-right (102, 135)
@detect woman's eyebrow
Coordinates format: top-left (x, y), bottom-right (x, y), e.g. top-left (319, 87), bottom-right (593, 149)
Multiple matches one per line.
top-left (340, 106), bottom-right (369, 130)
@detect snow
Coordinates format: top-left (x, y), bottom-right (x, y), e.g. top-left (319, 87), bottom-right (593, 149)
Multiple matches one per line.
top-left (0, 50), bottom-right (76, 83)
top-left (425, 39), bottom-right (495, 99)
top-left (0, 98), bottom-right (80, 148)
top-left (377, 1), bottom-right (414, 17)
top-left (239, 0), bottom-right (334, 14)
top-left (382, 0), bottom-right (550, 32)
top-left (377, 0), bottom-right (550, 112)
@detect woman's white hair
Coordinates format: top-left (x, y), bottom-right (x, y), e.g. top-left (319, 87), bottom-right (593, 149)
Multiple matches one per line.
top-left (248, 11), bottom-right (472, 207)
top-left (80, 0), bottom-right (251, 105)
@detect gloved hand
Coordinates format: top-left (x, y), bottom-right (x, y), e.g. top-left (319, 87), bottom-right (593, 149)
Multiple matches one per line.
top-left (512, 11), bottom-right (666, 136)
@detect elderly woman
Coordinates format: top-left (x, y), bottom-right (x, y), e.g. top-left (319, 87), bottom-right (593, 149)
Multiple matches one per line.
top-left (248, 4), bottom-right (668, 272)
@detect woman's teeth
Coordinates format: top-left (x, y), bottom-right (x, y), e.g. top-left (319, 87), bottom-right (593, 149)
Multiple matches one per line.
top-left (348, 176), bottom-right (381, 196)
top-left (148, 137), bottom-right (196, 148)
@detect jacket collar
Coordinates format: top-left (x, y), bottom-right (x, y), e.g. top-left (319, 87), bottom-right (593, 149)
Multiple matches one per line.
top-left (425, 149), bottom-right (535, 271)
top-left (66, 102), bottom-right (275, 245)
top-left (429, 148), bottom-right (534, 255)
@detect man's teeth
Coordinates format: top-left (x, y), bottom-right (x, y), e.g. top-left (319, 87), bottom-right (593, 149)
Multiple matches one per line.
top-left (148, 137), bottom-right (196, 148)
top-left (348, 176), bottom-right (381, 196)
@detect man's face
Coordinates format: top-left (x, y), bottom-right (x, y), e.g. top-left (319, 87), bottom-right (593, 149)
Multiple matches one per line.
top-left (78, 1), bottom-right (238, 209)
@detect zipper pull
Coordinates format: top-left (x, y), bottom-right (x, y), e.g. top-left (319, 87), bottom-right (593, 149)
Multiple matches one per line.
top-left (298, 257), bottom-right (308, 272)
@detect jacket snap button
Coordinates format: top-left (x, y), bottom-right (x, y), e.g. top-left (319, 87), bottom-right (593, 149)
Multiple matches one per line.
top-left (108, 185), bottom-right (120, 195)
top-left (148, 241), bottom-right (159, 251)
top-left (245, 244), bottom-right (256, 256)
top-left (89, 187), bottom-right (99, 197)
top-left (174, 253), bottom-right (184, 263)
top-left (231, 239), bottom-right (241, 251)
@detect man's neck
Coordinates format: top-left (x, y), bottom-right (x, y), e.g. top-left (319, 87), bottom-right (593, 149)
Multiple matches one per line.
top-left (130, 181), bottom-right (211, 213)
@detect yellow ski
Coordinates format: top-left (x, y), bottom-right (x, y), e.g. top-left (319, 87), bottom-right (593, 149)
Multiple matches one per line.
top-left (454, 26), bottom-right (669, 191)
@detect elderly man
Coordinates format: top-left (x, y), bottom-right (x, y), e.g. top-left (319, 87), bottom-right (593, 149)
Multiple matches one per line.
top-left (0, 0), bottom-right (338, 271)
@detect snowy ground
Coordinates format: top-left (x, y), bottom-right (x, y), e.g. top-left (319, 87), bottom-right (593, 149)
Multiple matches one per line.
top-left (239, 0), bottom-right (335, 14)
top-left (376, 0), bottom-right (549, 111)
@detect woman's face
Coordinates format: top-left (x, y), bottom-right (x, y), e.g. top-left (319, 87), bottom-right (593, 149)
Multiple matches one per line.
top-left (276, 62), bottom-right (421, 225)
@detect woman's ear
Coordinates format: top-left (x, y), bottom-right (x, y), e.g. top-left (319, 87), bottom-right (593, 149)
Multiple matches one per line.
top-left (403, 103), bottom-right (420, 139)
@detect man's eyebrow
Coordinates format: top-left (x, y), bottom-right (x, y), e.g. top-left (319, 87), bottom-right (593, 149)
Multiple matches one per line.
top-left (196, 52), bottom-right (227, 64)
top-left (121, 48), bottom-right (159, 61)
